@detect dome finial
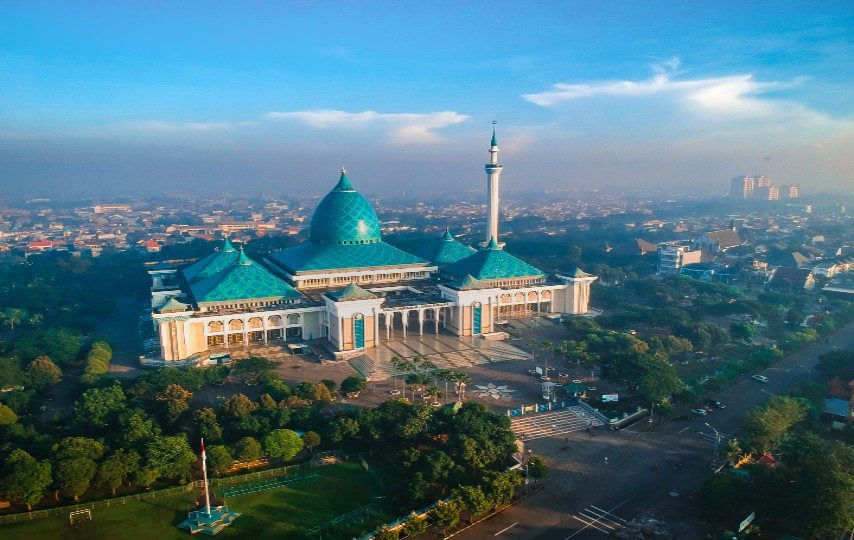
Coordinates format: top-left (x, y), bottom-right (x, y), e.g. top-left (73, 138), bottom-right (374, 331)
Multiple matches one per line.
top-left (335, 168), bottom-right (354, 191)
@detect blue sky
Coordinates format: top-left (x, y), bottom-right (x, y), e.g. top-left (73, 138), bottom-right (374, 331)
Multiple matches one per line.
top-left (1, 1), bottom-right (852, 197)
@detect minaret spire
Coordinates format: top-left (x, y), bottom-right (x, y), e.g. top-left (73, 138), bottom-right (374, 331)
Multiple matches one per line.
top-left (484, 121), bottom-right (504, 246)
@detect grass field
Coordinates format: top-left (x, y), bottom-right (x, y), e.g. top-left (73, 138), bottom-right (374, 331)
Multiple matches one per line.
top-left (2, 462), bottom-right (387, 540)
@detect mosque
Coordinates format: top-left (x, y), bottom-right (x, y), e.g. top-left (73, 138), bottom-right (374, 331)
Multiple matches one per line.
top-left (148, 131), bottom-right (596, 362)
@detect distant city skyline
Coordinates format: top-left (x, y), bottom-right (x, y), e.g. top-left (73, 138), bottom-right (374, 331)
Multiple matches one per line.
top-left (1, 1), bottom-right (852, 197)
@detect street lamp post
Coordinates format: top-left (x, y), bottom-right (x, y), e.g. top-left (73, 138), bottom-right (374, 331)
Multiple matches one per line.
top-left (797, 364), bottom-right (812, 380)
top-left (705, 422), bottom-right (722, 457)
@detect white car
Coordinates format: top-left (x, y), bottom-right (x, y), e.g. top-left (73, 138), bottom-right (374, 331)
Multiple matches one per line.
top-left (752, 374), bottom-right (770, 383)
top-left (690, 408), bottom-right (709, 416)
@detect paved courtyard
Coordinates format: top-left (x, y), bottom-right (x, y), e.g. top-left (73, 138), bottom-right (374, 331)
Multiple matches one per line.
top-left (510, 407), bottom-right (605, 441)
top-left (347, 333), bottom-right (531, 380)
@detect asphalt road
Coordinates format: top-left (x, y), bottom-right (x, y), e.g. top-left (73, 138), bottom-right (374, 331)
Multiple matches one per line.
top-left (455, 322), bottom-right (854, 539)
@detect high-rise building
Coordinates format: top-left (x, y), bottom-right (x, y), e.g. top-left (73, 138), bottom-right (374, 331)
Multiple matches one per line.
top-left (780, 185), bottom-right (799, 198)
top-left (730, 176), bottom-right (755, 199)
top-left (755, 185), bottom-right (779, 200)
top-left (754, 175), bottom-right (772, 188)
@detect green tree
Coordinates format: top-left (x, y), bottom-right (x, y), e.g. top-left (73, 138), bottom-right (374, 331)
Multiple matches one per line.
top-left (73, 383), bottom-right (127, 428)
top-left (424, 451), bottom-right (456, 482)
top-left (194, 408), bottom-right (223, 442)
top-left (132, 466), bottom-right (159, 490)
top-left (96, 453), bottom-right (131, 495)
top-left (527, 456), bottom-right (548, 481)
top-left (27, 356), bottom-right (62, 391)
top-left (637, 355), bottom-right (683, 405)
top-left (52, 437), bottom-right (104, 501)
top-left (700, 473), bottom-right (751, 518)
top-left (55, 457), bottom-right (98, 501)
top-left (742, 396), bottom-right (811, 452)
top-left (206, 445), bottom-right (233, 476)
top-left (373, 526), bottom-right (398, 540)
top-left (340, 375), bottom-right (367, 395)
top-left (154, 383), bottom-right (192, 424)
top-left (145, 435), bottom-right (195, 481)
top-left (263, 430), bottom-right (303, 462)
top-left (302, 431), bottom-right (321, 453)
top-left (400, 515), bottom-right (427, 537)
top-left (815, 349), bottom-right (854, 381)
top-left (222, 393), bottom-right (257, 420)
top-left (233, 436), bottom-right (262, 463)
top-left (430, 499), bottom-right (461, 534)
top-left (484, 470), bottom-right (523, 505)
top-left (455, 485), bottom-right (491, 517)
top-left (119, 410), bottom-right (161, 447)
top-left (0, 402), bottom-right (18, 425)
top-left (1, 449), bottom-right (52, 510)
top-left (730, 321), bottom-right (757, 342)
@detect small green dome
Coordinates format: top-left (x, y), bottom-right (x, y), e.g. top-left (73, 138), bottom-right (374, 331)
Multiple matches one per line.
top-left (309, 170), bottom-right (382, 246)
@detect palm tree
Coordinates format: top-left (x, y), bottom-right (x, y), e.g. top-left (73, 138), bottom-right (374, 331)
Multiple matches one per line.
top-left (451, 372), bottom-right (471, 403)
top-left (527, 339), bottom-right (538, 359)
top-left (434, 369), bottom-right (453, 404)
top-left (540, 340), bottom-right (554, 379)
top-left (425, 385), bottom-right (442, 405)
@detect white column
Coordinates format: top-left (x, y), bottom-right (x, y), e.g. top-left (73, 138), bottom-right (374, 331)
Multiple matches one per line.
top-left (434, 308), bottom-right (440, 334)
top-left (373, 308), bottom-right (379, 347)
top-left (336, 315), bottom-right (344, 351)
top-left (488, 297), bottom-right (494, 332)
top-left (402, 310), bottom-right (407, 338)
top-left (386, 313), bottom-right (391, 340)
top-left (418, 309), bottom-right (424, 336)
top-left (262, 317), bottom-right (268, 344)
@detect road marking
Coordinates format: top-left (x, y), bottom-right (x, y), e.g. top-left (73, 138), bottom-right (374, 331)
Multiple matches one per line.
top-left (678, 426), bottom-right (691, 433)
top-left (590, 505), bottom-right (627, 523)
top-left (570, 515), bottom-right (610, 533)
top-left (494, 522), bottom-right (518, 536)
top-left (565, 496), bottom-right (633, 539)
top-left (760, 388), bottom-right (776, 397)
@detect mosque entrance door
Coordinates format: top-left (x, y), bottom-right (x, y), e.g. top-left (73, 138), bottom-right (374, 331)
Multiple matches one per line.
top-left (285, 327), bottom-right (303, 340)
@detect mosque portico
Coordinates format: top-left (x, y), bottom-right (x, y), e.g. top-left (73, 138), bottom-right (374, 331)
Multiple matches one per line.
top-left (146, 130), bottom-right (597, 363)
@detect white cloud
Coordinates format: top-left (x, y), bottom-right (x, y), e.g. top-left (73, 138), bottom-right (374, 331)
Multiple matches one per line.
top-left (265, 109), bottom-right (469, 144)
top-left (523, 58), bottom-right (798, 119)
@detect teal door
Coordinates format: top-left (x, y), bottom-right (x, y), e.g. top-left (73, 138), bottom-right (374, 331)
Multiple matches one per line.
top-left (353, 315), bottom-right (365, 348)
top-left (472, 304), bottom-right (482, 335)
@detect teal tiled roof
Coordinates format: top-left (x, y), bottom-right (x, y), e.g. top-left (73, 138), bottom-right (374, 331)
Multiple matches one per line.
top-left (309, 170), bottom-right (383, 245)
top-left (182, 239), bottom-right (239, 283)
top-left (269, 240), bottom-right (427, 274)
top-left (415, 229), bottom-right (476, 267)
top-left (565, 267), bottom-right (593, 278)
top-left (158, 297), bottom-right (191, 312)
top-left (325, 283), bottom-right (378, 301)
top-left (442, 240), bottom-right (545, 281)
top-left (447, 274), bottom-right (486, 290)
top-left (190, 249), bottom-right (301, 303)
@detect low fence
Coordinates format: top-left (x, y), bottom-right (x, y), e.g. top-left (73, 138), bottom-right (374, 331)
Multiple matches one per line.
top-left (0, 484), bottom-right (194, 525)
top-left (505, 400), bottom-right (575, 417)
top-left (0, 451), bottom-right (349, 526)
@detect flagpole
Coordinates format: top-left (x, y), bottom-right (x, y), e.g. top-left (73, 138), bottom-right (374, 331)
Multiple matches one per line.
top-left (201, 438), bottom-right (211, 516)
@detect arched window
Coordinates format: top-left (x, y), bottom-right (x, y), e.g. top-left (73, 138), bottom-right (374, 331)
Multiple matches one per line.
top-left (287, 313), bottom-right (301, 325)
top-left (248, 317), bottom-right (263, 329)
top-left (209, 321), bottom-right (224, 333)
top-left (268, 315), bottom-right (282, 327)
top-left (228, 319), bottom-right (244, 331)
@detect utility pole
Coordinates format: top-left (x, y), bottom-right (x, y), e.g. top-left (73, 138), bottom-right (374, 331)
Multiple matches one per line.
top-left (705, 422), bottom-right (722, 457)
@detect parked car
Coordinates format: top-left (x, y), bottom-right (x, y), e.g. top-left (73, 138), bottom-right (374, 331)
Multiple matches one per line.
top-left (752, 374), bottom-right (770, 383)
top-left (690, 408), bottom-right (709, 416)
top-left (706, 399), bottom-right (725, 409)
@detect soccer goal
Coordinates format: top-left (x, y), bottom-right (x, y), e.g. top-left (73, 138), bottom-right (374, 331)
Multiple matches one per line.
top-left (69, 509), bottom-right (92, 524)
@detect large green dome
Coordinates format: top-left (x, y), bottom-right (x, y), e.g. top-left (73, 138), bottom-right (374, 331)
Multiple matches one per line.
top-left (309, 170), bottom-right (382, 245)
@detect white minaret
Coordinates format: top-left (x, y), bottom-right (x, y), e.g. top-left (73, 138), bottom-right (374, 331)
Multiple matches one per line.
top-left (484, 122), bottom-right (504, 246)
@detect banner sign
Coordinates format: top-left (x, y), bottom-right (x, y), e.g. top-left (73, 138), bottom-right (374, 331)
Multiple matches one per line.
top-left (601, 394), bottom-right (619, 402)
